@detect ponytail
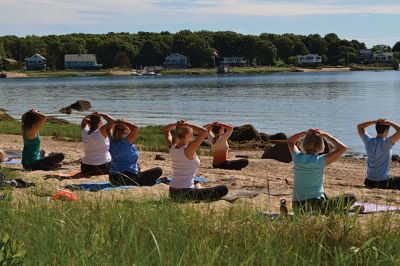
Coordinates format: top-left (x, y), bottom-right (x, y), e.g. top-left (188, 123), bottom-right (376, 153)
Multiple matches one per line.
top-left (87, 114), bottom-right (101, 135)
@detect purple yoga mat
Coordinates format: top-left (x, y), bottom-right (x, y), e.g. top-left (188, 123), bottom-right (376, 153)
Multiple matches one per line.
top-left (351, 201), bottom-right (400, 214)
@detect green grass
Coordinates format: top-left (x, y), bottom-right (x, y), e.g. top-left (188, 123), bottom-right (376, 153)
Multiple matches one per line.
top-left (0, 121), bottom-right (167, 152)
top-left (0, 196), bottom-right (400, 265)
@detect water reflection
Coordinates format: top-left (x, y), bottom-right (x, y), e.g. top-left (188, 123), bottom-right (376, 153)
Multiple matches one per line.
top-left (1, 71), bottom-right (399, 153)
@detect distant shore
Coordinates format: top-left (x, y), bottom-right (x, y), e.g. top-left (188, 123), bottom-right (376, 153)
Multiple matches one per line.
top-left (3, 65), bottom-right (396, 79)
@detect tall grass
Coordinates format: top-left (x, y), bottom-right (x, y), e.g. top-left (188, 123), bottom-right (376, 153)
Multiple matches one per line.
top-left (0, 121), bottom-right (167, 152)
top-left (1, 195), bottom-right (400, 265)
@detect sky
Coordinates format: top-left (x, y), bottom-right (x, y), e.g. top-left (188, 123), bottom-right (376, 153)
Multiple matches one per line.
top-left (0, 0), bottom-right (399, 48)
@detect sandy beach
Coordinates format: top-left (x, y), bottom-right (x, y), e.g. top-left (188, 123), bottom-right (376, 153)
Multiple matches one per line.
top-left (1, 134), bottom-right (400, 213)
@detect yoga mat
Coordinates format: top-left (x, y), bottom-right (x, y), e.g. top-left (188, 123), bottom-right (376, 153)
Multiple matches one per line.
top-left (5, 151), bottom-right (22, 158)
top-left (64, 182), bottom-right (137, 192)
top-left (350, 201), bottom-right (400, 214)
top-left (223, 189), bottom-right (290, 202)
top-left (1, 159), bottom-right (21, 165)
top-left (155, 176), bottom-right (209, 185)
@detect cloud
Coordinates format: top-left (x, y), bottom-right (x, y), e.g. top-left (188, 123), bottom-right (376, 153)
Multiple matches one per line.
top-left (0, 0), bottom-right (399, 37)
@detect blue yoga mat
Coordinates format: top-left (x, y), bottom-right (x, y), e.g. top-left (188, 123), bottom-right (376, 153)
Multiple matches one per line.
top-left (1, 159), bottom-right (21, 165)
top-left (65, 182), bottom-right (137, 192)
top-left (155, 176), bottom-right (209, 185)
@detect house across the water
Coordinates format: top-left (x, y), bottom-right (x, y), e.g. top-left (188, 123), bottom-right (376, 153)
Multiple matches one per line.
top-left (25, 54), bottom-right (46, 70)
top-left (164, 53), bottom-right (188, 69)
top-left (64, 54), bottom-right (102, 69)
top-left (296, 54), bottom-right (322, 66)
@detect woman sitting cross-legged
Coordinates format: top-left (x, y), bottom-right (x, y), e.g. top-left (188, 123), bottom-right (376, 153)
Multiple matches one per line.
top-left (80, 112), bottom-right (114, 175)
top-left (22, 109), bottom-right (65, 171)
top-left (164, 120), bottom-right (228, 201)
top-left (106, 119), bottom-right (162, 186)
top-left (207, 122), bottom-right (249, 170)
top-left (287, 129), bottom-right (356, 214)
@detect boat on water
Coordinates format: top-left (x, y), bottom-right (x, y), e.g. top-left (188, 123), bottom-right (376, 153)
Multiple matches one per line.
top-left (0, 71), bottom-right (7, 79)
top-left (130, 70), bottom-right (142, 76)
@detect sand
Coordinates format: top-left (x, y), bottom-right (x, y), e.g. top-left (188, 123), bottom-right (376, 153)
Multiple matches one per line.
top-left (1, 134), bottom-right (400, 213)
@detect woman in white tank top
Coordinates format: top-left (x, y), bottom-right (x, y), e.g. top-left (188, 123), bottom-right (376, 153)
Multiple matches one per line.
top-left (80, 112), bottom-right (115, 175)
top-left (164, 120), bottom-right (228, 201)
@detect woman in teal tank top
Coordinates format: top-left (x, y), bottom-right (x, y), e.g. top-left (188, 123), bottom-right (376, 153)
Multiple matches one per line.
top-left (287, 129), bottom-right (356, 214)
top-left (21, 109), bottom-right (65, 170)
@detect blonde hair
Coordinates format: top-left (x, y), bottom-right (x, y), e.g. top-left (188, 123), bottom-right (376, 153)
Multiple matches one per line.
top-left (302, 132), bottom-right (324, 154)
top-left (173, 126), bottom-right (193, 145)
top-left (112, 124), bottom-right (129, 141)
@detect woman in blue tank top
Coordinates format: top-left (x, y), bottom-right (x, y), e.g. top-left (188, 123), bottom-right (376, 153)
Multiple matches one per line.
top-left (105, 119), bottom-right (162, 186)
top-left (287, 128), bottom-right (356, 214)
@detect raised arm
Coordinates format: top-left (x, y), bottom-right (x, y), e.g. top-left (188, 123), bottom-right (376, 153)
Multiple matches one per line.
top-left (119, 120), bottom-right (139, 144)
top-left (318, 130), bottom-right (347, 166)
top-left (385, 120), bottom-right (400, 144)
top-left (97, 112), bottom-right (116, 138)
top-left (98, 112), bottom-right (115, 123)
top-left (185, 122), bottom-right (207, 159)
top-left (287, 130), bottom-right (307, 155)
top-left (100, 120), bottom-right (116, 138)
top-left (26, 110), bottom-right (47, 139)
top-left (216, 122), bottom-right (234, 135)
top-left (81, 115), bottom-right (91, 130)
top-left (164, 122), bottom-right (178, 148)
top-left (357, 120), bottom-right (377, 138)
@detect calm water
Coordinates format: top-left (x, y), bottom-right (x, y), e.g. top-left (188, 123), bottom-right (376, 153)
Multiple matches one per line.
top-left (1, 71), bottom-right (400, 154)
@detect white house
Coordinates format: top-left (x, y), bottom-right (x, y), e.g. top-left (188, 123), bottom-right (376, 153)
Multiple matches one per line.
top-left (372, 51), bottom-right (394, 63)
top-left (222, 57), bottom-right (247, 67)
top-left (296, 54), bottom-right (322, 65)
top-left (64, 54), bottom-right (101, 69)
top-left (25, 54), bottom-right (46, 70)
top-left (164, 53), bottom-right (187, 69)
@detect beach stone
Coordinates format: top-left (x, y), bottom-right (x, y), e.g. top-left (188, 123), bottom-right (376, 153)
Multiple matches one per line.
top-left (47, 116), bottom-right (70, 124)
top-left (261, 142), bottom-right (292, 163)
top-left (59, 106), bottom-right (72, 114)
top-left (269, 132), bottom-right (288, 141)
top-left (230, 124), bottom-right (260, 142)
top-left (0, 111), bottom-right (15, 121)
top-left (259, 132), bottom-right (270, 142)
top-left (70, 100), bottom-right (91, 111)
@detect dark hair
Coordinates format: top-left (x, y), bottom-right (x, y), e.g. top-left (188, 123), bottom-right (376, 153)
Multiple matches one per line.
top-left (87, 114), bottom-right (101, 135)
top-left (211, 125), bottom-right (222, 135)
top-left (376, 123), bottom-right (390, 134)
top-left (21, 111), bottom-right (39, 134)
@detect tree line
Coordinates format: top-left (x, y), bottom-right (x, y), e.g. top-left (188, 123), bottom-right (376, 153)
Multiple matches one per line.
top-left (0, 31), bottom-right (399, 70)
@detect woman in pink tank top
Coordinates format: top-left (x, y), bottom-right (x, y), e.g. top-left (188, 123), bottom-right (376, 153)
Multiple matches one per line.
top-left (164, 120), bottom-right (228, 201)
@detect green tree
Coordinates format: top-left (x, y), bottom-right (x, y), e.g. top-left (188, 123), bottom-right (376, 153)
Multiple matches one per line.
top-left (292, 40), bottom-right (309, 56)
top-left (254, 40), bottom-right (277, 66)
top-left (393, 41), bottom-right (400, 52)
top-left (306, 34), bottom-right (327, 56)
top-left (184, 36), bottom-right (213, 67)
top-left (372, 44), bottom-right (392, 52)
top-left (114, 51), bottom-right (131, 67)
top-left (274, 36), bottom-right (294, 62)
top-left (0, 40), bottom-right (4, 70)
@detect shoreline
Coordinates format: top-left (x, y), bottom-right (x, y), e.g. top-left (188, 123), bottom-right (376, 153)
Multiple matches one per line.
top-left (3, 66), bottom-right (395, 79)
